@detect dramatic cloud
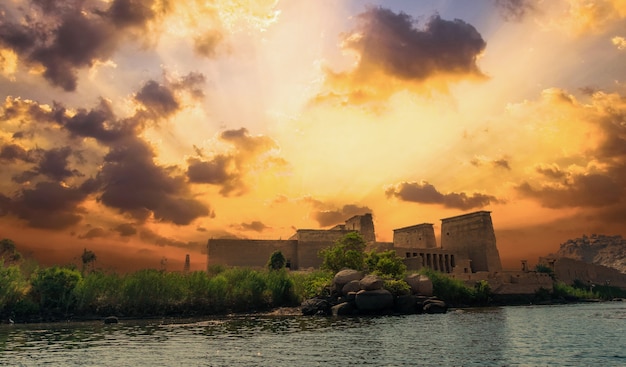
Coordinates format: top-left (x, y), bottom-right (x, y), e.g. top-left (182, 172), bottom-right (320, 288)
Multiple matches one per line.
top-left (312, 204), bottom-right (373, 227)
top-left (0, 2), bottom-right (119, 91)
top-left (240, 221), bottom-right (269, 232)
top-left (535, 164), bottom-right (567, 180)
top-left (318, 7), bottom-right (486, 104)
top-left (114, 223), bottom-right (137, 237)
top-left (134, 81), bottom-right (180, 118)
top-left (78, 227), bottom-right (107, 239)
top-left (186, 128), bottom-right (281, 196)
top-left (493, 0), bottom-right (537, 22)
top-left (97, 137), bottom-right (210, 225)
top-left (0, 74), bottom-right (213, 229)
top-left (0, 143), bottom-right (37, 163)
top-left (470, 156), bottom-right (511, 170)
top-left (517, 173), bottom-right (622, 208)
top-left (516, 91), bottom-right (626, 215)
top-left (0, 180), bottom-right (95, 229)
top-left (140, 228), bottom-right (203, 251)
top-left (385, 181), bottom-right (499, 210)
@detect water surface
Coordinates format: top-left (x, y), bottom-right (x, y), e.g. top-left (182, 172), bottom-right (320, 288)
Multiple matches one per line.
top-left (1, 302), bottom-right (624, 366)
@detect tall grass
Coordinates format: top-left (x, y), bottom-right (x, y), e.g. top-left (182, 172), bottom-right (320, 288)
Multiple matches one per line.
top-left (1, 261), bottom-right (312, 321)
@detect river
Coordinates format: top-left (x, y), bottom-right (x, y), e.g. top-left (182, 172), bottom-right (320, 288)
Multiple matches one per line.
top-left (1, 302), bottom-right (625, 366)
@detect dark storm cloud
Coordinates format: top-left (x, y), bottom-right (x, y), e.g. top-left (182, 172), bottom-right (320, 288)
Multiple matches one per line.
top-left (63, 98), bottom-right (134, 143)
top-left (343, 8), bottom-right (486, 82)
top-left (518, 94), bottom-right (626, 213)
top-left (0, 0), bottom-right (170, 91)
top-left (78, 227), bottom-right (107, 239)
top-left (172, 72), bottom-right (207, 99)
top-left (313, 204), bottom-right (372, 227)
top-left (0, 74), bottom-right (212, 229)
top-left (492, 159), bottom-right (511, 170)
top-left (105, 0), bottom-right (163, 28)
top-left (535, 164), bottom-right (566, 180)
top-left (114, 223), bottom-right (137, 237)
top-left (0, 143), bottom-right (36, 163)
top-left (385, 181), bottom-right (499, 210)
top-left (97, 137), bottom-right (210, 225)
top-left (0, 180), bottom-right (94, 229)
top-left (140, 228), bottom-right (204, 251)
top-left (240, 221), bottom-right (269, 232)
top-left (493, 0), bottom-right (538, 22)
top-left (36, 146), bottom-right (81, 180)
top-left (187, 156), bottom-right (233, 185)
top-left (186, 128), bottom-right (279, 196)
top-left (135, 80), bottom-right (180, 118)
top-left (517, 173), bottom-right (622, 208)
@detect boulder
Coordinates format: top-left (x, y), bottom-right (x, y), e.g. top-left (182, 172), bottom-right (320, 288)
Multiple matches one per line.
top-left (346, 291), bottom-right (357, 302)
top-left (360, 275), bottom-right (384, 291)
top-left (103, 316), bottom-right (119, 324)
top-left (333, 269), bottom-right (363, 289)
top-left (355, 289), bottom-right (394, 312)
top-left (331, 302), bottom-right (355, 316)
top-left (405, 274), bottom-right (433, 296)
top-left (423, 299), bottom-right (448, 314)
top-left (342, 280), bottom-right (362, 295)
top-left (394, 295), bottom-right (419, 314)
top-left (301, 298), bottom-right (331, 316)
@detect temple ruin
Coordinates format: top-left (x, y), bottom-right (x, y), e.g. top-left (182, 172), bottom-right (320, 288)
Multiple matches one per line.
top-left (207, 211), bottom-right (502, 273)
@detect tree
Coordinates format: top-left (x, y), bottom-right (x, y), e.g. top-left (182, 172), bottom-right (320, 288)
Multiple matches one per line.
top-left (81, 248), bottom-right (97, 274)
top-left (366, 250), bottom-right (407, 280)
top-left (319, 232), bottom-right (366, 273)
top-left (0, 238), bottom-right (22, 263)
top-left (267, 250), bottom-right (286, 271)
top-left (30, 266), bottom-right (82, 316)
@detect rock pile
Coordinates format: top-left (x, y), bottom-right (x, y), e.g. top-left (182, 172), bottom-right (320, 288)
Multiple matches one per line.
top-left (301, 269), bottom-right (447, 316)
top-left (556, 234), bottom-right (626, 274)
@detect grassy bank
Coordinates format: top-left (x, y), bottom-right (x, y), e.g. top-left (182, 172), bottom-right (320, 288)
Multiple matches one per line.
top-left (0, 260), bottom-right (334, 322)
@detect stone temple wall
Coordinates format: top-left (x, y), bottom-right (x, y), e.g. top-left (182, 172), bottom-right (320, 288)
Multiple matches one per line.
top-left (344, 213), bottom-right (376, 243)
top-left (393, 223), bottom-right (437, 249)
top-left (441, 211), bottom-right (502, 272)
top-left (207, 239), bottom-right (298, 269)
top-left (540, 257), bottom-right (626, 288)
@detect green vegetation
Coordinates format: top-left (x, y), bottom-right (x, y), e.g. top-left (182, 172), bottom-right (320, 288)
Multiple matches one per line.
top-left (552, 279), bottom-right (626, 300)
top-left (366, 250), bottom-right (407, 280)
top-left (1, 262), bottom-right (310, 321)
top-left (535, 264), bottom-right (555, 279)
top-left (319, 232), bottom-right (367, 272)
top-left (418, 268), bottom-right (491, 306)
top-left (267, 250), bottom-right (286, 271)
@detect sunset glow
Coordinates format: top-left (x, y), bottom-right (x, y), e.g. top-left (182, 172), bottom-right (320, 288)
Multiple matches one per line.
top-left (1, 0), bottom-right (626, 271)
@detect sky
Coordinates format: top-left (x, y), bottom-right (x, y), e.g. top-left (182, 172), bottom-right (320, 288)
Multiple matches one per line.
top-left (1, 0), bottom-right (626, 272)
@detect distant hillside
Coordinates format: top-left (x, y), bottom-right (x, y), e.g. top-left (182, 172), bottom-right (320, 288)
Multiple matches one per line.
top-left (555, 234), bottom-right (626, 274)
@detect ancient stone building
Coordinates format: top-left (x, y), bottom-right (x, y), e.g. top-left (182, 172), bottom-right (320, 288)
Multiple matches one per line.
top-left (440, 211), bottom-right (502, 273)
top-left (207, 211), bottom-right (502, 273)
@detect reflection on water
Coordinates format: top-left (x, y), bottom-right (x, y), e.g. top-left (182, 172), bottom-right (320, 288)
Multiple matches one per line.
top-left (1, 302), bottom-right (625, 366)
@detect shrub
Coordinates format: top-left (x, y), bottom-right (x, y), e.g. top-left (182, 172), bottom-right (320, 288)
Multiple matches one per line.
top-left (30, 266), bottom-right (82, 316)
top-left (74, 271), bottom-right (123, 315)
top-left (535, 264), bottom-right (555, 279)
top-left (419, 268), bottom-right (475, 305)
top-left (366, 250), bottom-right (407, 280)
top-left (553, 281), bottom-right (597, 300)
top-left (319, 232), bottom-right (366, 273)
top-left (291, 270), bottom-right (333, 300)
top-left (267, 250), bottom-right (286, 271)
top-left (0, 260), bottom-right (28, 317)
top-left (383, 279), bottom-right (411, 296)
top-left (266, 269), bottom-right (297, 306)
